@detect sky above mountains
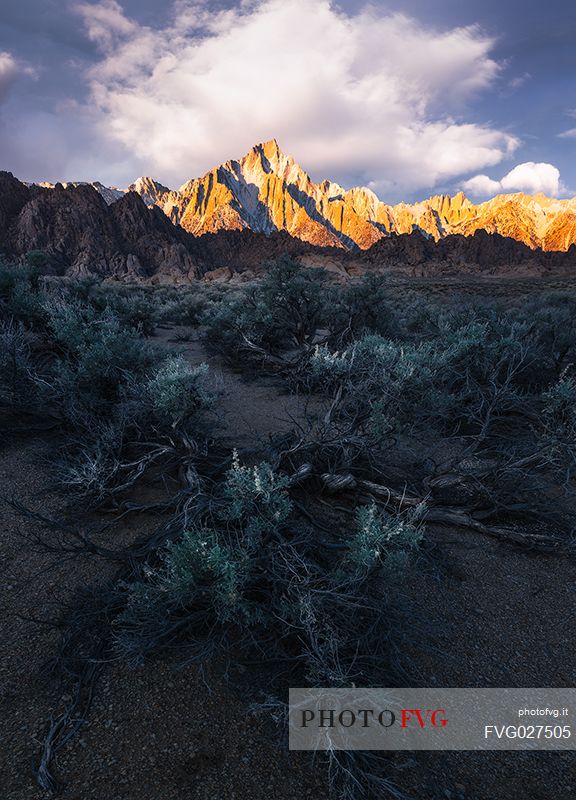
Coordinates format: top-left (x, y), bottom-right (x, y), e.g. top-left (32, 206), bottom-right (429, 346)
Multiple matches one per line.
top-left (0, 0), bottom-right (574, 202)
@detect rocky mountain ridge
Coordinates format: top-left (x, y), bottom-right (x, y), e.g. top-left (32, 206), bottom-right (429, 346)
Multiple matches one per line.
top-left (37, 140), bottom-right (576, 253)
top-left (2, 166), bottom-right (575, 282)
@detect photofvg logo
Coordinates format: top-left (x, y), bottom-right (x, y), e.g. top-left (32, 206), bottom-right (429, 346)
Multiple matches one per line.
top-left (289, 689), bottom-right (576, 751)
top-left (300, 705), bottom-right (448, 731)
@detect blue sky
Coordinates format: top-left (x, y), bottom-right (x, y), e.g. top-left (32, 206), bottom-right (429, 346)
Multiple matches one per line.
top-left (0, 0), bottom-right (574, 201)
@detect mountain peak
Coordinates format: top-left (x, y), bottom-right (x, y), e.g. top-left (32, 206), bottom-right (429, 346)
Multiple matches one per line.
top-left (257, 138), bottom-right (281, 157)
top-left (247, 138), bottom-right (293, 170)
top-left (236, 138), bottom-right (306, 191)
top-left (133, 143), bottom-right (576, 251)
top-left (129, 176), bottom-right (170, 194)
top-left (28, 141), bottom-right (576, 253)
top-left (128, 176), bottom-right (171, 208)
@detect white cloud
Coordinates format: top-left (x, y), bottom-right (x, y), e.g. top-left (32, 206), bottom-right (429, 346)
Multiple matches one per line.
top-left (462, 174), bottom-right (502, 196)
top-left (504, 72), bottom-right (531, 94)
top-left (558, 128), bottom-right (576, 139)
top-left (0, 51), bottom-right (23, 104)
top-left (463, 162), bottom-right (565, 197)
top-left (75, 0), bottom-right (519, 193)
top-left (512, 72), bottom-right (531, 88)
top-left (75, 0), bottom-right (137, 52)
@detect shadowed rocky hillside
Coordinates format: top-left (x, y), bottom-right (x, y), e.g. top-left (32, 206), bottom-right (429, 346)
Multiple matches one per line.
top-left (1, 169), bottom-right (576, 281)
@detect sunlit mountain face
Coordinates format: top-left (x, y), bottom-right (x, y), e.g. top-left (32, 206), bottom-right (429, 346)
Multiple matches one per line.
top-left (37, 140), bottom-right (576, 253)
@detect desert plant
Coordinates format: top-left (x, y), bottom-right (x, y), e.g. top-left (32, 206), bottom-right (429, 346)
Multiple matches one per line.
top-left (0, 280), bottom-right (215, 501)
top-left (102, 452), bottom-right (426, 800)
top-left (0, 263), bottom-right (47, 326)
top-left (144, 356), bottom-right (211, 427)
top-left (115, 453), bottom-right (421, 675)
top-left (44, 299), bottom-right (159, 417)
top-left (327, 273), bottom-right (399, 344)
top-left (203, 257), bottom-right (328, 362)
top-left (155, 290), bottom-right (210, 326)
top-left (25, 249), bottom-right (50, 270)
top-left (348, 502), bottom-right (425, 572)
top-left (0, 320), bottom-right (38, 409)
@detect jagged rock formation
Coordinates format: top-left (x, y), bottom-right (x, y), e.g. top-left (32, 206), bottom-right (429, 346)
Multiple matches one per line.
top-left (0, 172), bottom-right (203, 280)
top-left (542, 209), bottom-right (576, 252)
top-left (66, 140), bottom-right (576, 253)
top-left (3, 163), bottom-right (576, 283)
top-left (0, 171), bottom-right (346, 282)
top-left (192, 229), bottom-right (343, 276)
top-left (356, 229), bottom-right (575, 275)
top-left (165, 142), bottom-right (576, 252)
top-left (36, 180), bottom-right (125, 206)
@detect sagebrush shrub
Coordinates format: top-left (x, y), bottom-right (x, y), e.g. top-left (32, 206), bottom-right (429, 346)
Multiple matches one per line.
top-left (349, 502), bottom-right (425, 571)
top-left (145, 356), bottom-right (211, 427)
top-left (203, 257), bottom-right (328, 358)
top-left (538, 372), bottom-right (576, 474)
top-left (25, 250), bottom-right (50, 269)
top-left (0, 320), bottom-right (37, 408)
top-left (542, 372), bottom-right (576, 428)
top-left (44, 299), bottom-right (158, 415)
top-left (0, 275), bottom-right (217, 500)
top-left (220, 451), bottom-right (293, 529)
top-left (55, 419), bottom-right (125, 499)
top-left (329, 273), bottom-right (399, 343)
top-left (116, 454), bottom-right (422, 676)
top-left (124, 457), bottom-right (295, 636)
top-left (0, 264), bottom-right (47, 327)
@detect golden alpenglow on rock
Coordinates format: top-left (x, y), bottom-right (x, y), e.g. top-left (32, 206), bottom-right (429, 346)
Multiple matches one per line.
top-left (129, 142), bottom-right (576, 252)
top-left (38, 141), bottom-right (576, 252)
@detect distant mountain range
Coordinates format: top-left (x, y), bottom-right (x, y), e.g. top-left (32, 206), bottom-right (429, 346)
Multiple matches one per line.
top-left (36, 139), bottom-right (576, 253)
top-left (1, 140), bottom-right (576, 281)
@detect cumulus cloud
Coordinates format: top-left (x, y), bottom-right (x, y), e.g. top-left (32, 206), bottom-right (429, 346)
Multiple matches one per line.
top-left (74, 0), bottom-right (518, 193)
top-left (463, 162), bottom-right (565, 197)
top-left (558, 128), bottom-right (576, 139)
top-left (0, 51), bottom-right (25, 104)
